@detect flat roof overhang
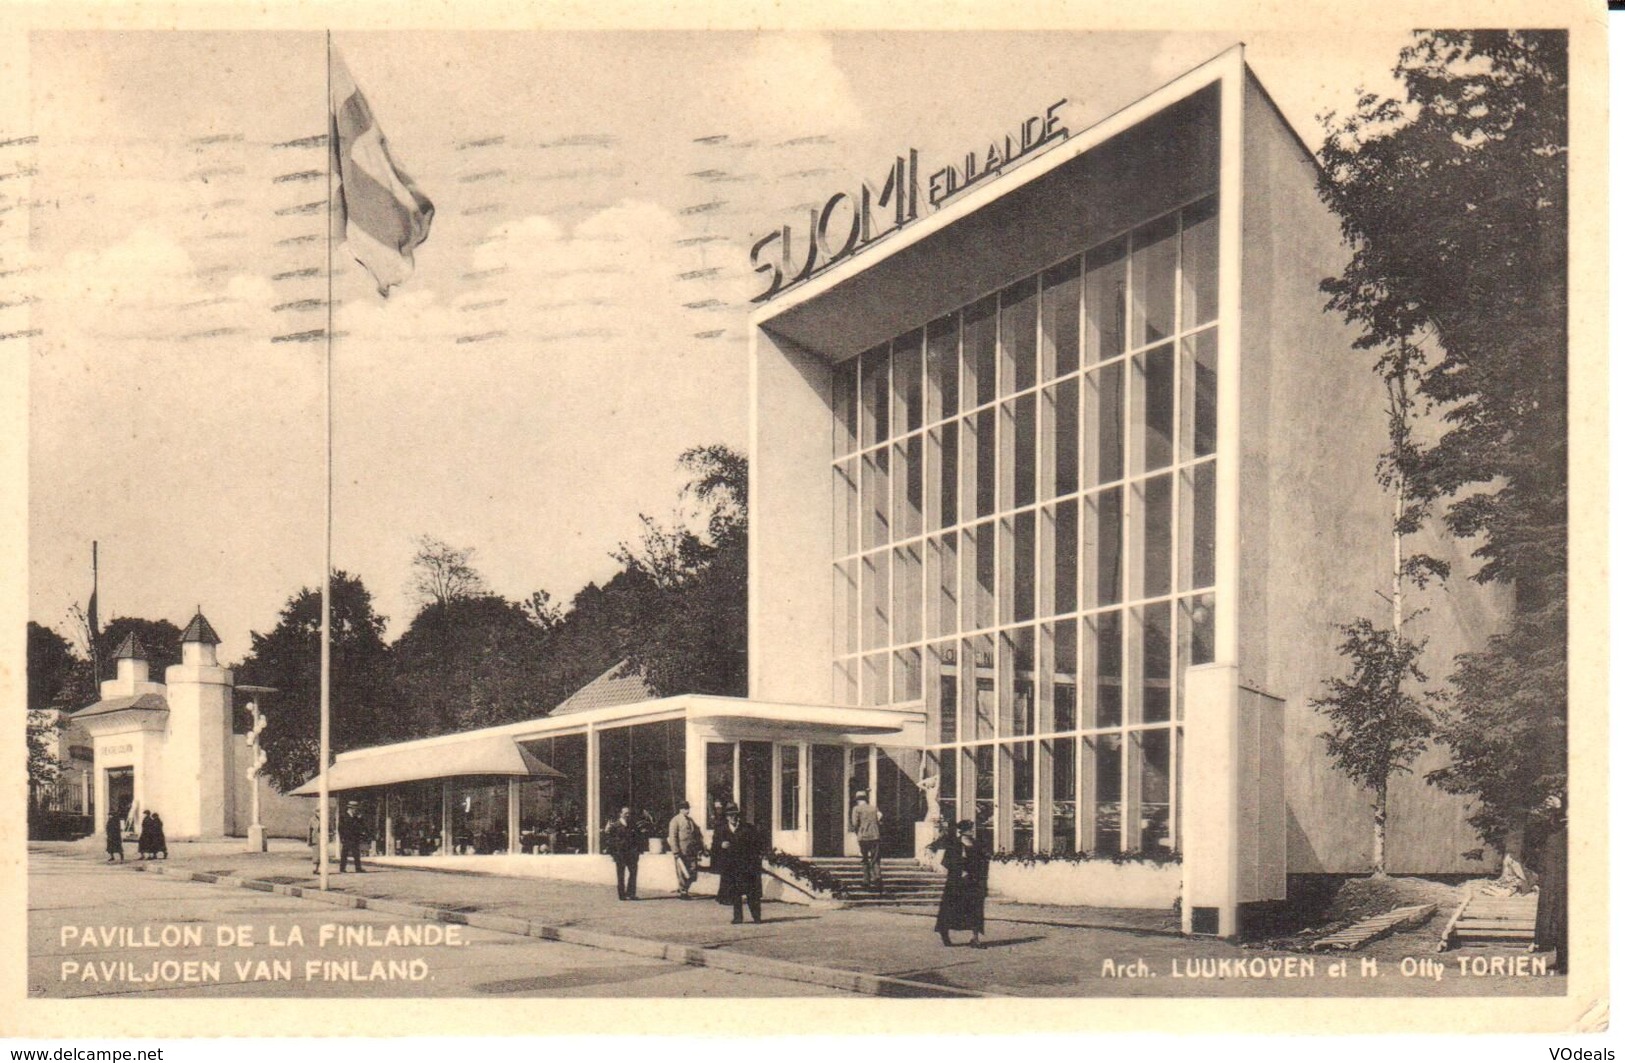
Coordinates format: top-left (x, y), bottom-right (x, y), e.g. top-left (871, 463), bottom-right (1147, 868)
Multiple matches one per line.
top-left (750, 49), bottom-right (1232, 362)
top-left (296, 695), bottom-right (928, 793)
top-left (684, 696), bottom-right (927, 738)
top-left (291, 733), bottom-right (563, 795)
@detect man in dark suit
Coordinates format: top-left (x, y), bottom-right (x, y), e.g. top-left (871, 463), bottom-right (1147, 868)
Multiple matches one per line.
top-left (712, 803), bottom-right (765, 924)
top-left (337, 802), bottom-right (367, 873)
top-left (603, 806), bottom-right (641, 900)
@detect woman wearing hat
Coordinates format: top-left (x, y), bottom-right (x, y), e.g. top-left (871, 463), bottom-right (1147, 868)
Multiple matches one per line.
top-left (929, 819), bottom-right (989, 947)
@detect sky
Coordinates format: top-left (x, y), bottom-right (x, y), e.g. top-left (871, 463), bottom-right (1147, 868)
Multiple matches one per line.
top-left (20, 28), bottom-right (1418, 659)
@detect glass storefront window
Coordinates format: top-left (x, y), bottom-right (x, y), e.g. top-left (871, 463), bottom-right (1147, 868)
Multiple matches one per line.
top-left (1001, 277), bottom-right (1038, 396)
top-left (964, 296), bottom-right (997, 409)
top-left (1181, 196), bottom-right (1219, 328)
top-left (1184, 327), bottom-right (1218, 460)
top-left (833, 357), bottom-right (858, 458)
top-left (1094, 611), bottom-right (1123, 728)
top-left (390, 779), bottom-right (442, 856)
top-left (1044, 377), bottom-right (1079, 500)
top-left (894, 434), bottom-right (923, 539)
top-left (1052, 498), bottom-right (1078, 616)
top-left (1143, 600), bottom-right (1172, 724)
top-left (927, 314), bottom-right (959, 420)
top-left (1139, 728), bottom-right (1172, 853)
top-left (935, 420), bottom-right (958, 529)
top-left (1050, 736), bottom-right (1077, 855)
top-left (1008, 741), bottom-right (1035, 855)
top-left (779, 745), bottom-right (801, 832)
top-left (706, 742), bottom-right (734, 829)
top-left (1131, 213), bottom-right (1178, 347)
top-left (893, 330), bottom-right (924, 435)
top-left (1084, 237), bottom-right (1127, 365)
top-left (1041, 257), bottom-right (1081, 380)
top-left (934, 641), bottom-right (958, 744)
top-left (929, 532), bottom-right (958, 638)
top-left (449, 780), bottom-right (508, 855)
top-left (893, 646), bottom-right (922, 703)
top-left (1086, 361), bottom-right (1124, 485)
top-left (892, 542), bottom-right (922, 645)
top-left (1054, 618), bottom-right (1077, 732)
top-left (1094, 733), bottom-right (1123, 854)
top-left (860, 343), bottom-right (889, 448)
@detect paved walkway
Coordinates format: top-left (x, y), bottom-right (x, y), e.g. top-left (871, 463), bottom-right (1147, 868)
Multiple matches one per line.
top-left (32, 839), bottom-right (1565, 999)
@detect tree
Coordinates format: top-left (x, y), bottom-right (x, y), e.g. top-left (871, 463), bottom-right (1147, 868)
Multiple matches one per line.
top-left (408, 535), bottom-right (489, 608)
top-left (1310, 341), bottom-right (1442, 876)
top-left (28, 621), bottom-right (85, 712)
top-left (94, 617), bottom-right (184, 684)
top-left (1312, 621), bottom-right (1437, 875)
top-left (1317, 31), bottom-right (1567, 860)
top-left (391, 594), bottom-right (551, 737)
top-left (27, 709), bottom-right (62, 813)
top-left (234, 572), bottom-right (393, 792)
top-left (617, 444), bottom-right (749, 697)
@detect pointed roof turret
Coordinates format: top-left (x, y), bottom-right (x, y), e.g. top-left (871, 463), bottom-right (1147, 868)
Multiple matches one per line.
top-left (112, 632), bottom-right (148, 661)
top-left (181, 609), bottom-right (221, 646)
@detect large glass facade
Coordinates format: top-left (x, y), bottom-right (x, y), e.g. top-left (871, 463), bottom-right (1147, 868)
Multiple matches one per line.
top-left (832, 195), bottom-right (1219, 856)
top-left (597, 719), bottom-right (686, 841)
top-left (518, 733), bottom-right (588, 853)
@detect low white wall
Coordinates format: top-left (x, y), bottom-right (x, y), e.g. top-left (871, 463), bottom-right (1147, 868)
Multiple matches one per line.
top-left (370, 853), bottom-right (811, 905)
top-left (987, 861), bottom-right (1182, 909)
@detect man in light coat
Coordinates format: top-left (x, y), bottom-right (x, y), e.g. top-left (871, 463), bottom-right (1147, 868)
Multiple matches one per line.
top-left (851, 790), bottom-right (884, 890)
top-left (667, 800), bottom-right (705, 899)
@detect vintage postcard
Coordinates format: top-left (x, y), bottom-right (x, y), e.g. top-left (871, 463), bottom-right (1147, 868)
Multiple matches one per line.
top-left (2, 0), bottom-right (1607, 1040)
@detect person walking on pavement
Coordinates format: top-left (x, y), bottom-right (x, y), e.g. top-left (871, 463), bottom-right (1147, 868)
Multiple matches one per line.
top-left (338, 802), bottom-right (367, 873)
top-left (930, 819), bottom-right (989, 948)
top-left (604, 806), bottom-right (641, 900)
top-left (667, 800), bottom-right (705, 899)
top-left (308, 809), bottom-right (323, 871)
top-left (150, 812), bottom-right (168, 859)
top-left (850, 789), bottom-right (884, 890)
top-left (105, 808), bottom-right (125, 863)
top-left (137, 811), bottom-right (156, 860)
top-left (712, 803), bottom-right (765, 924)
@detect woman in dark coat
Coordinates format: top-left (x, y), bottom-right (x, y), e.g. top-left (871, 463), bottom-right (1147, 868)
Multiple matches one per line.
top-left (137, 812), bottom-right (156, 859)
top-left (930, 819), bottom-right (988, 947)
top-left (104, 809), bottom-right (125, 863)
top-left (150, 813), bottom-right (168, 859)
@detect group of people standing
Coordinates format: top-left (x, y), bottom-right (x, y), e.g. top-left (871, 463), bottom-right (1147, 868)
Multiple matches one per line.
top-left (601, 800), bottom-right (766, 923)
top-left (103, 808), bottom-right (167, 863)
top-left (307, 802), bottom-right (370, 873)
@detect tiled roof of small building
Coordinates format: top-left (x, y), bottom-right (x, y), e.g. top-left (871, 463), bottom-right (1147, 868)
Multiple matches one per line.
top-left (551, 660), bottom-right (656, 716)
top-left (73, 692), bottom-right (169, 719)
top-left (181, 611), bottom-right (221, 645)
top-left (111, 632), bottom-right (147, 660)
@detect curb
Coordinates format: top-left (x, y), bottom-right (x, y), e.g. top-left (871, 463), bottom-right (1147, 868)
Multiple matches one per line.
top-left (144, 864), bottom-right (985, 998)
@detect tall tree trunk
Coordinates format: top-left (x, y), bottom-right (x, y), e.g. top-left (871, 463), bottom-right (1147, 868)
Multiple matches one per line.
top-left (1373, 779), bottom-right (1388, 876)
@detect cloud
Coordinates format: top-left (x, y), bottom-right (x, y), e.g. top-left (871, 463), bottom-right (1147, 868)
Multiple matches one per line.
top-left (37, 226), bottom-right (278, 342)
top-left (734, 34), bottom-right (866, 140)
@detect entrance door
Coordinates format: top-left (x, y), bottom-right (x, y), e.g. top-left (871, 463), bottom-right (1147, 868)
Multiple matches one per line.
top-left (105, 767), bottom-right (134, 830)
top-left (810, 745), bottom-right (846, 857)
top-left (875, 748), bottom-right (924, 858)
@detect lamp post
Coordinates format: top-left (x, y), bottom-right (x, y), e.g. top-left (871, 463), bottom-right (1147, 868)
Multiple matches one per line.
top-left (239, 684), bottom-right (278, 853)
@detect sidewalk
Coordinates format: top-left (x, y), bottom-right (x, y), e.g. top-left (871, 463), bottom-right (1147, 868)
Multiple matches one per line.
top-left (32, 839), bottom-right (1563, 998)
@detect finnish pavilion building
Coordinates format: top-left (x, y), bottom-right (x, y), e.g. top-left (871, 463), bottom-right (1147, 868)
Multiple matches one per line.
top-left (86, 48), bottom-right (1503, 937)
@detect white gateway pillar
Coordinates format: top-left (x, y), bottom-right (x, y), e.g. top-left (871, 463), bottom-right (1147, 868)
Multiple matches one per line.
top-left (164, 611), bottom-right (236, 839)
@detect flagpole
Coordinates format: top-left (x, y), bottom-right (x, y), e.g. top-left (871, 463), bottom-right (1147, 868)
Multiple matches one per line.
top-left (89, 541), bottom-right (100, 681)
top-left (318, 27), bottom-right (333, 894)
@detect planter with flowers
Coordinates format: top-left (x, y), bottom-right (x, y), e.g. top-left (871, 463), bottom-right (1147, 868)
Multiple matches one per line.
top-left (987, 849), bottom-right (1182, 909)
